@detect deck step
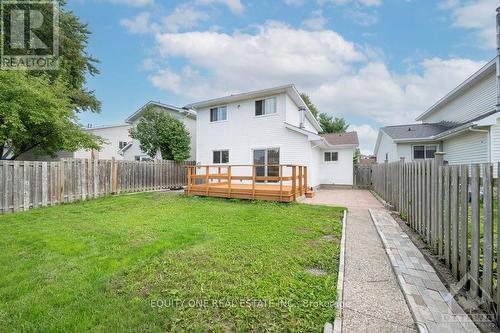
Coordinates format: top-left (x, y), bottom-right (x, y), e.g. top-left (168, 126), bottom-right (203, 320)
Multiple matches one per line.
top-left (305, 191), bottom-right (315, 198)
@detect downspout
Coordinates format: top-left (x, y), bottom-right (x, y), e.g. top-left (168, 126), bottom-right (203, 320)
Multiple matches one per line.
top-left (497, 7), bottom-right (500, 111)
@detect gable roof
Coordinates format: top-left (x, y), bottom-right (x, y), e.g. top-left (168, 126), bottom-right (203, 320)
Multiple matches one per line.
top-left (125, 101), bottom-right (196, 124)
top-left (374, 110), bottom-right (500, 155)
top-left (185, 84), bottom-right (322, 132)
top-left (321, 132), bottom-right (359, 146)
top-left (381, 123), bottom-right (454, 140)
top-left (415, 58), bottom-right (496, 121)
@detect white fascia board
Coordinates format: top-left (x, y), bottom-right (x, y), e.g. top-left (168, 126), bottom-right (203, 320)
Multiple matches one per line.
top-left (373, 129), bottom-right (385, 155)
top-left (285, 122), bottom-right (322, 140)
top-left (288, 85), bottom-right (323, 132)
top-left (126, 101), bottom-right (195, 123)
top-left (185, 84), bottom-right (294, 109)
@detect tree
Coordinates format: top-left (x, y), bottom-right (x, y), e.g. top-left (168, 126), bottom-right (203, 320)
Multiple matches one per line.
top-left (300, 93), bottom-right (318, 119)
top-left (353, 148), bottom-right (361, 165)
top-left (0, 1), bottom-right (103, 159)
top-left (4, 0), bottom-right (101, 113)
top-left (318, 113), bottom-right (349, 134)
top-left (0, 71), bottom-right (104, 160)
top-left (129, 107), bottom-right (191, 162)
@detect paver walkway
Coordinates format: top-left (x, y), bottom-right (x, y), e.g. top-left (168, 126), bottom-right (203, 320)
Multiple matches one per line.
top-left (370, 209), bottom-right (480, 333)
top-left (305, 190), bottom-right (416, 332)
top-left (305, 189), bottom-right (481, 333)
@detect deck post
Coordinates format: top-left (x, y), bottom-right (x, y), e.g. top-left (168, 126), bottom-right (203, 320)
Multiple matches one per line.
top-left (205, 166), bottom-right (210, 195)
top-left (218, 166), bottom-right (221, 183)
top-left (228, 166), bottom-right (232, 199)
top-left (187, 167), bottom-right (192, 194)
top-left (298, 166), bottom-right (303, 196)
top-left (292, 165), bottom-right (297, 201)
top-left (252, 165), bottom-right (256, 200)
top-left (304, 166), bottom-right (308, 193)
top-left (279, 165), bottom-right (283, 202)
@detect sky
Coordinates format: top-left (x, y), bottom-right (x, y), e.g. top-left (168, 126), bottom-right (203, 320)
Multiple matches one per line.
top-left (69, 0), bottom-right (500, 155)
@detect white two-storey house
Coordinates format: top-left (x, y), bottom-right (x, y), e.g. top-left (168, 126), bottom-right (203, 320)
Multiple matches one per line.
top-left (186, 84), bottom-right (359, 188)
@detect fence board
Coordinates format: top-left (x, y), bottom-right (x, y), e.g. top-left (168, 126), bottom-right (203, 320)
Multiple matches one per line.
top-left (482, 163), bottom-right (493, 306)
top-left (443, 166), bottom-right (451, 266)
top-left (459, 164), bottom-right (469, 278)
top-left (470, 164), bottom-right (480, 299)
top-left (450, 165), bottom-right (459, 278)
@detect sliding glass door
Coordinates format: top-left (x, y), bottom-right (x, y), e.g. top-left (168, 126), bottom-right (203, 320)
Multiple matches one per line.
top-left (253, 148), bottom-right (280, 182)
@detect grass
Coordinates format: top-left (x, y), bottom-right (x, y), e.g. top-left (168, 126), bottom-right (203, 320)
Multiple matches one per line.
top-left (0, 193), bottom-right (343, 332)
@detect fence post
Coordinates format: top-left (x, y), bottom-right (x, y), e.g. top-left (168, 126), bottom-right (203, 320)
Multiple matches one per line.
top-left (433, 152), bottom-right (445, 252)
top-left (497, 162), bottom-right (500, 324)
top-left (59, 159), bottom-right (65, 203)
top-left (112, 158), bottom-right (118, 194)
top-left (399, 157), bottom-right (405, 213)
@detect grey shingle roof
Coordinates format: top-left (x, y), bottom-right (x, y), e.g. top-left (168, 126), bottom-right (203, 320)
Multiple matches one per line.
top-left (322, 131), bottom-right (359, 145)
top-left (382, 123), bottom-right (454, 140)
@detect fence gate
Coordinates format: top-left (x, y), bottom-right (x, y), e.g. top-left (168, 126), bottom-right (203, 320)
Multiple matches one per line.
top-left (354, 165), bottom-right (372, 188)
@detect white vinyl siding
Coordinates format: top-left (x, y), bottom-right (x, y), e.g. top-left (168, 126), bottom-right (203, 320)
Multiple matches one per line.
top-left (420, 71), bottom-right (496, 124)
top-left (375, 131), bottom-right (398, 162)
top-left (316, 147), bottom-right (355, 185)
top-left (490, 118), bottom-right (500, 164)
top-left (442, 131), bottom-right (489, 165)
top-left (489, 118), bottom-right (500, 174)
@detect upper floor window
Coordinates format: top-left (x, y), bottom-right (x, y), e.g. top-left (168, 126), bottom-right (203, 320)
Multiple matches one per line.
top-left (413, 145), bottom-right (437, 160)
top-left (324, 152), bottom-right (339, 162)
top-left (255, 97), bottom-right (277, 116)
top-left (119, 141), bottom-right (128, 150)
top-left (210, 106), bottom-right (227, 122)
top-left (213, 150), bottom-right (229, 164)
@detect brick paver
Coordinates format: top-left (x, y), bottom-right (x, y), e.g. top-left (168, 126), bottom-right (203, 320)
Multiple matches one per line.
top-left (369, 209), bottom-right (480, 333)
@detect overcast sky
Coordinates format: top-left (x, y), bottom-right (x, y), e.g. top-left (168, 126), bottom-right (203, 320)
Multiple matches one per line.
top-left (71, 0), bottom-right (499, 155)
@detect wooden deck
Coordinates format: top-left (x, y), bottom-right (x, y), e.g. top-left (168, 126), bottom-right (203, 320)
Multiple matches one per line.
top-left (185, 165), bottom-right (314, 202)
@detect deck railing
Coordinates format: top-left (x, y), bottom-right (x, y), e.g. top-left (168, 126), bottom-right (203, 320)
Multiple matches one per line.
top-left (185, 164), bottom-right (310, 202)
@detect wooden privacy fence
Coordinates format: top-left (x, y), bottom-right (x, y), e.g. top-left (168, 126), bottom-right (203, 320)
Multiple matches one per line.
top-left (372, 155), bottom-right (500, 324)
top-left (0, 158), bottom-right (195, 214)
top-left (354, 164), bottom-right (373, 188)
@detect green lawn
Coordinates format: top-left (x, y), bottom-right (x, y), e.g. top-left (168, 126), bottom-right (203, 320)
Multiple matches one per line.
top-left (0, 193), bottom-right (343, 332)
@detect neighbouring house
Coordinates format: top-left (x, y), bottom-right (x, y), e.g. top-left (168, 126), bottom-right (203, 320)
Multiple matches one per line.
top-left (121, 101), bottom-right (197, 161)
top-left (18, 123), bottom-right (132, 161)
top-left (374, 58), bottom-right (499, 167)
top-left (186, 84), bottom-right (359, 188)
top-left (18, 101), bottom-right (197, 162)
top-left (359, 155), bottom-right (377, 165)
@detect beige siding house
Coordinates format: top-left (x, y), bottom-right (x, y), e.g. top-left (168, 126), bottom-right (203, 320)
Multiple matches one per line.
top-left (374, 58), bottom-right (499, 167)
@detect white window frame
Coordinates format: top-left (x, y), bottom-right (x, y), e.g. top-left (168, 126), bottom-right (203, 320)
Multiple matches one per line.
top-left (412, 144), bottom-right (438, 160)
top-left (119, 141), bottom-right (128, 150)
top-left (255, 97), bottom-right (277, 117)
top-left (324, 151), bottom-right (339, 163)
top-left (135, 155), bottom-right (152, 162)
top-left (210, 106), bottom-right (228, 123)
top-left (212, 150), bottom-right (229, 164)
